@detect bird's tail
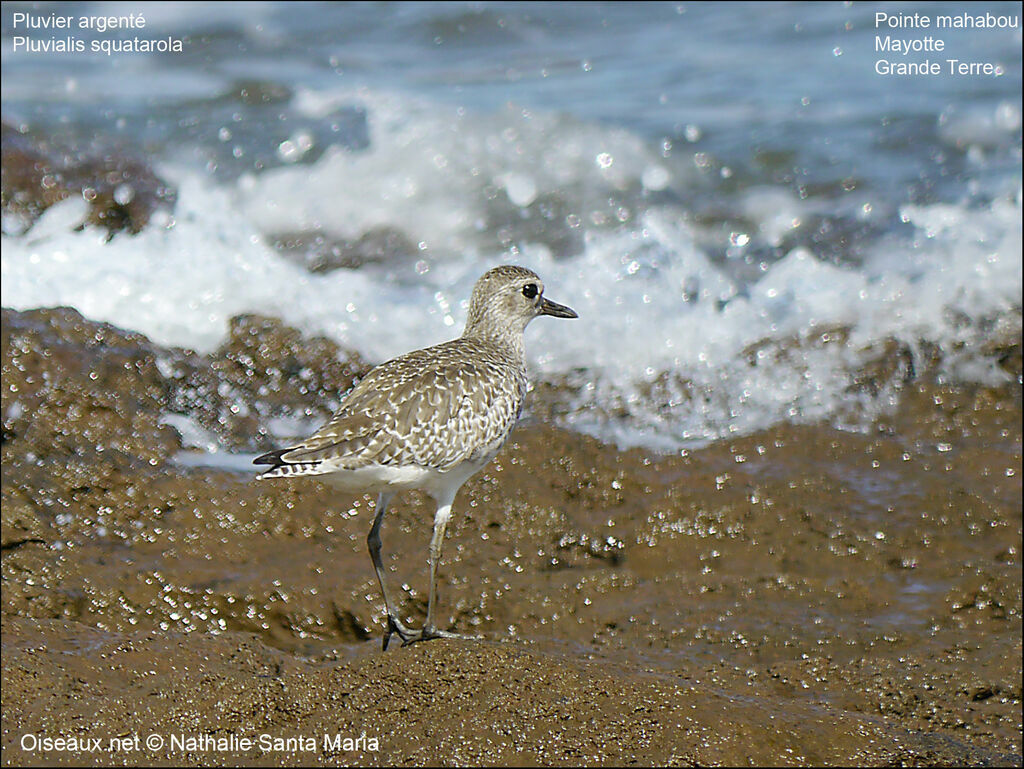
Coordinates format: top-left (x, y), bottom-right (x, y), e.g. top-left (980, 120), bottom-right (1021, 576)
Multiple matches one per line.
top-left (252, 447), bottom-right (323, 479)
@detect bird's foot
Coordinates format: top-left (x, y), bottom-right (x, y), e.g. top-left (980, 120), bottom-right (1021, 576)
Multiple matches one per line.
top-left (381, 614), bottom-right (416, 651)
top-left (399, 625), bottom-right (479, 647)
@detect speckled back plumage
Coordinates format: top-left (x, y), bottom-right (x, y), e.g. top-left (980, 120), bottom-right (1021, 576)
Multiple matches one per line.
top-left (255, 266), bottom-right (547, 479)
top-left (263, 336), bottom-right (526, 473)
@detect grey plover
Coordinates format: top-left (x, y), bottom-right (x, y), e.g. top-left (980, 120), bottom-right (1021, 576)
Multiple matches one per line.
top-left (254, 265), bottom-right (577, 649)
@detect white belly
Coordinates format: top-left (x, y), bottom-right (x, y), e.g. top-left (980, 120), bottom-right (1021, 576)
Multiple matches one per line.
top-left (320, 455), bottom-right (494, 504)
top-left (321, 463), bottom-right (435, 494)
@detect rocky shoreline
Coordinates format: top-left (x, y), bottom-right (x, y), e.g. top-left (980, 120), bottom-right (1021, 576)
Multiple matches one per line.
top-left (2, 305), bottom-right (1021, 766)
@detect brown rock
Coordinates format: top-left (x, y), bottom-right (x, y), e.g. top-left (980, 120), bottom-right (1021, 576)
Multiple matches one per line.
top-left (1, 120), bottom-right (176, 237)
top-left (1, 304), bottom-right (1020, 765)
top-left (269, 226), bottom-right (419, 273)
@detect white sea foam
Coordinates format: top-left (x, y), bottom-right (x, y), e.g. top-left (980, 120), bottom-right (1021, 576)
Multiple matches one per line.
top-left (159, 412), bottom-right (221, 453)
top-left (2, 89), bottom-right (1020, 451)
top-left (243, 87), bottom-right (670, 253)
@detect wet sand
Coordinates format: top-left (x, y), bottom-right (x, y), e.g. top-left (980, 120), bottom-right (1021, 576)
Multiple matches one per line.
top-left (2, 306), bottom-right (1021, 766)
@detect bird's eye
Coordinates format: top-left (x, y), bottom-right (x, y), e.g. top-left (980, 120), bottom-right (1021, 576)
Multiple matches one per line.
top-left (522, 283), bottom-right (539, 299)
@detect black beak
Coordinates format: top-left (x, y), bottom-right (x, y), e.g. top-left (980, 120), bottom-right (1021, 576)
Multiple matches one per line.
top-left (540, 296), bottom-right (578, 319)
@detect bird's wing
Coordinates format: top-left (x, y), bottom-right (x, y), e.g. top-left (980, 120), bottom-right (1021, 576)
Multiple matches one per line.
top-left (254, 341), bottom-right (524, 476)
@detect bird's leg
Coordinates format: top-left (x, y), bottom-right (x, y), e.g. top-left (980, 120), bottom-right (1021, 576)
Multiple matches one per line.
top-left (423, 501), bottom-right (452, 638)
top-left (367, 492), bottom-right (413, 650)
top-left (401, 499), bottom-right (475, 646)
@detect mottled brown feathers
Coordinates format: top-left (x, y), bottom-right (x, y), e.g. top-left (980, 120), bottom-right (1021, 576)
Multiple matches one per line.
top-left (253, 266), bottom-right (564, 479)
top-left (265, 336), bottom-right (525, 473)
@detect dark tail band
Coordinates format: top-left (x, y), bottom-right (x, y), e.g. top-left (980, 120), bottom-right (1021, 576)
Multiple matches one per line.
top-left (253, 448), bottom-right (290, 467)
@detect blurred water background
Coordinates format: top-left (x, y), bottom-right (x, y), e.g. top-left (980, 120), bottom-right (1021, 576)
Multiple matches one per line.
top-left (2, 1), bottom-right (1021, 450)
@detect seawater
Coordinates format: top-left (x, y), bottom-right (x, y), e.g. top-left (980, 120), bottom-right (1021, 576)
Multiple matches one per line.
top-left (1, 2), bottom-right (1021, 450)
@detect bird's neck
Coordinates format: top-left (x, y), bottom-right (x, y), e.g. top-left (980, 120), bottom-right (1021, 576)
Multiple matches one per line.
top-left (461, 324), bottom-right (526, 365)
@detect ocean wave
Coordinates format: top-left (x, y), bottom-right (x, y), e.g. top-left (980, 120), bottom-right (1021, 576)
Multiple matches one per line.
top-left (2, 87), bottom-right (1020, 450)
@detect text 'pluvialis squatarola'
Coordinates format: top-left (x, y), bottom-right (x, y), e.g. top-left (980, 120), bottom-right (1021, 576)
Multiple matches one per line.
top-left (254, 265), bottom-right (577, 649)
